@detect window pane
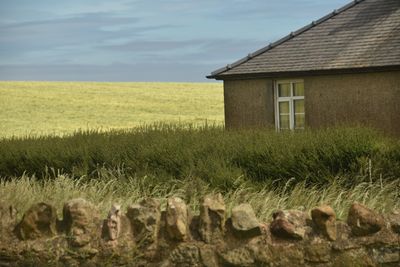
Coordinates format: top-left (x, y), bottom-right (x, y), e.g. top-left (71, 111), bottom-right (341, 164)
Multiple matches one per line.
top-left (293, 82), bottom-right (304, 96)
top-left (295, 114), bottom-right (305, 129)
top-left (279, 101), bottom-right (289, 114)
top-left (294, 99), bottom-right (304, 113)
top-left (280, 114), bottom-right (290, 129)
top-left (278, 83), bottom-right (291, 97)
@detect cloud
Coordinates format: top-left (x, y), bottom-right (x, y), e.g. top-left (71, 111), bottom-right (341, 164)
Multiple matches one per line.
top-left (0, 0), bottom-right (130, 21)
top-left (95, 38), bottom-right (269, 66)
top-left (0, 12), bottom-right (140, 45)
top-left (0, 11), bottom-right (177, 65)
top-left (0, 0), bottom-right (351, 82)
top-left (207, 0), bottom-right (349, 20)
top-left (99, 39), bottom-right (201, 52)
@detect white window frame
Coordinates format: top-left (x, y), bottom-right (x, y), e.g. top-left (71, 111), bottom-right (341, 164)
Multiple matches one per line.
top-left (274, 79), bottom-right (305, 131)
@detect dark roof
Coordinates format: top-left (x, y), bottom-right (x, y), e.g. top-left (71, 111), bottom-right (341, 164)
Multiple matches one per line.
top-left (208, 0), bottom-right (400, 79)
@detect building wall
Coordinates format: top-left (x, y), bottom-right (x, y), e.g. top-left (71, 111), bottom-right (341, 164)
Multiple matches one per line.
top-left (223, 79), bottom-right (274, 128)
top-left (223, 70), bottom-right (400, 135)
top-left (305, 71), bottom-right (400, 135)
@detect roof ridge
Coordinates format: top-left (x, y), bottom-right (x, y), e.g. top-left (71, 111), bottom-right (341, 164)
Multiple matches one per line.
top-left (207, 0), bottom-right (367, 78)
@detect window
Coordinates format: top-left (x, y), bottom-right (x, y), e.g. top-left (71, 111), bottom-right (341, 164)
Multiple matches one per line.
top-left (275, 80), bottom-right (305, 130)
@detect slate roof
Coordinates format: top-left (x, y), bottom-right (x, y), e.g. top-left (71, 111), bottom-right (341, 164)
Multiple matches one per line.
top-left (208, 0), bottom-right (400, 79)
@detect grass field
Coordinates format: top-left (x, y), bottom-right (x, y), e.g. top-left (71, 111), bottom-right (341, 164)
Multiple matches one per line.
top-left (0, 81), bottom-right (223, 138)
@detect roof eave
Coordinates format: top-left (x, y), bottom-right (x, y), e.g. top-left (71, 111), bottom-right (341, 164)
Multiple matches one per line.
top-left (208, 65), bottom-right (400, 80)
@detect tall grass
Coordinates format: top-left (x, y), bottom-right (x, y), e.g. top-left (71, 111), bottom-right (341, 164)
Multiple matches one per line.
top-left (1, 171), bottom-right (398, 221)
top-left (1, 125), bottom-right (399, 189)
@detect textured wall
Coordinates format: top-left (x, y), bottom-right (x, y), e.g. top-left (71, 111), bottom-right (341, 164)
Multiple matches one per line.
top-left (305, 71), bottom-right (400, 135)
top-left (1, 197), bottom-right (399, 266)
top-left (223, 79), bottom-right (274, 129)
top-left (223, 71), bottom-right (400, 135)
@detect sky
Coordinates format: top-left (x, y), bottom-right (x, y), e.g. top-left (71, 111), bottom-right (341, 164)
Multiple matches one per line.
top-left (0, 0), bottom-right (351, 82)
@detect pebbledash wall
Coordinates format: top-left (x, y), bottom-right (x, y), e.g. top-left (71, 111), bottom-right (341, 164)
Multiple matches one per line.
top-left (0, 195), bottom-right (399, 266)
top-left (223, 70), bottom-right (400, 135)
top-left (224, 79), bottom-right (274, 128)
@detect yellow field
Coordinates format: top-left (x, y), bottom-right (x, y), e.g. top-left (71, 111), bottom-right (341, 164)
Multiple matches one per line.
top-left (0, 81), bottom-right (224, 138)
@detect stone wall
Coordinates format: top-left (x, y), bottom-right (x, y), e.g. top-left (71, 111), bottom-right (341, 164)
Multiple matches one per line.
top-left (0, 195), bottom-right (399, 266)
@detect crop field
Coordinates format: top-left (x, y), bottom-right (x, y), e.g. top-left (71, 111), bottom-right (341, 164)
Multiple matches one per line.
top-left (0, 81), bottom-right (224, 138)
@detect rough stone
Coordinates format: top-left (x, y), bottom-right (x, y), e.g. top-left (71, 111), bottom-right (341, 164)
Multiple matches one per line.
top-left (347, 202), bottom-right (384, 236)
top-left (331, 221), bottom-right (358, 251)
top-left (166, 197), bottom-right (188, 241)
top-left (270, 210), bottom-right (309, 240)
top-left (0, 202), bottom-right (17, 239)
top-left (372, 246), bottom-right (400, 264)
top-left (101, 204), bottom-right (121, 244)
top-left (311, 205), bottom-right (337, 241)
top-left (304, 241), bottom-right (331, 263)
top-left (14, 202), bottom-right (57, 240)
top-left (245, 237), bottom-right (271, 264)
top-left (332, 248), bottom-right (375, 267)
top-left (0, 202), bottom-right (17, 223)
top-left (265, 243), bottom-right (305, 267)
top-left (63, 198), bottom-right (100, 247)
top-left (230, 203), bottom-right (262, 238)
top-left (126, 198), bottom-right (161, 248)
top-left (199, 193), bottom-right (225, 243)
top-left (332, 239), bottom-right (361, 251)
top-left (387, 210), bottom-right (400, 234)
top-left (1, 198), bottom-right (400, 266)
top-left (199, 245), bottom-right (218, 267)
top-left (218, 247), bottom-right (255, 267)
top-left (169, 243), bottom-right (201, 267)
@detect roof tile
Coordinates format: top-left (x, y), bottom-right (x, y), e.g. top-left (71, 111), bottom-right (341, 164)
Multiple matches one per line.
top-left (209, 0), bottom-right (400, 78)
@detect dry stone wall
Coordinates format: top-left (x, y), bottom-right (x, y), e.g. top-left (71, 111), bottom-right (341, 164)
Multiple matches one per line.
top-left (0, 195), bottom-right (399, 267)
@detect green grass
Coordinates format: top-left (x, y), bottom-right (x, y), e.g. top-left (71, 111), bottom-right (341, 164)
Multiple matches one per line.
top-left (1, 125), bottom-right (399, 188)
top-left (0, 81), bottom-right (223, 138)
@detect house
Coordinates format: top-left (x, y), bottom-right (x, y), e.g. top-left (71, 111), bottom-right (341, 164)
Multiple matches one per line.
top-left (207, 0), bottom-right (400, 135)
